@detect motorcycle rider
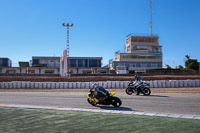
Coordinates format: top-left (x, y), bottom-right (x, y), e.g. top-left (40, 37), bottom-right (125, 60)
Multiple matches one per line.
top-left (91, 84), bottom-right (108, 102)
top-left (134, 74), bottom-right (143, 95)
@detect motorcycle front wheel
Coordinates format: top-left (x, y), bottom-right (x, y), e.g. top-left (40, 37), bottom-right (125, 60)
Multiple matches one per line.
top-left (87, 98), bottom-right (97, 106)
top-left (142, 87), bottom-right (151, 96)
top-left (125, 87), bottom-right (133, 95)
top-left (111, 97), bottom-right (122, 107)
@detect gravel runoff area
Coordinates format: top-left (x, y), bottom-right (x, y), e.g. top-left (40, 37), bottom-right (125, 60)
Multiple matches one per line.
top-left (0, 87), bottom-right (200, 93)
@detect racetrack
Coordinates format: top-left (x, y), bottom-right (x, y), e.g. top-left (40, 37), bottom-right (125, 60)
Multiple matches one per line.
top-left (0, 91), bottom-right (200, 115)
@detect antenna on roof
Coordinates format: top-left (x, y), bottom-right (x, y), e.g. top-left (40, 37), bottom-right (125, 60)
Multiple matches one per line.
top-left (150, 0), bottom-right (153, 36)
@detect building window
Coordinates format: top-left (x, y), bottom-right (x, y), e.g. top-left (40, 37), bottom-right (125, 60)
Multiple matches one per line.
top-left (78, 60), bottom-right (83, 67)
top-left (157, 63), bottom-right (162, 68)
top-left (141, 63), bottom-right (147, 68)
top-left (45, 70), bottom-right (54, 74)
top-left (127, 46), bottom-right (131, 52)
top-left (125, 63), bottom-right (129, 67)
top-left (147, 63), bottom-right (151, 68)
top-left (138, 56), bottom-right (145, 59)
top-left (84, 60), bottom-right (88, 67)
top-left (2, 59), bottom-right (8, 67)
top-left (89, 60), bottom-right (99, 67)
top-left (70, 59), bottom-right (76, 67)
top-left (129, 63), bottom-right (135, 67)
top-left (136, 63), bottom-right (140, 68)
top-left (33, 59), bottom-right (39, 64)
top-left (151, 63), bottom-right (157, 68)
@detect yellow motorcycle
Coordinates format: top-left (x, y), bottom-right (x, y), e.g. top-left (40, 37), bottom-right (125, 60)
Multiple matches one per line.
top-left (87, 84), bottom-right (122, 107)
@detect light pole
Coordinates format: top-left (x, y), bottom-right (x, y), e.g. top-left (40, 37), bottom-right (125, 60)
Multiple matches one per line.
top-left (62, 23), bottom-right (73, 57)
top-left (62, 23), bottom-right (73, 77)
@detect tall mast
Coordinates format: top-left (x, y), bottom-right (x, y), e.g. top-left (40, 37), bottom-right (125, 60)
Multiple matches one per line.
top-left (150, 0), bottom-right (153, 36)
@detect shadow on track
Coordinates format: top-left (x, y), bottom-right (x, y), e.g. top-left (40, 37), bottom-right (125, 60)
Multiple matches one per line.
top-left (143, 95), bottom-right (169, 98)
top-left (96, 105), bottom-right (133, 111)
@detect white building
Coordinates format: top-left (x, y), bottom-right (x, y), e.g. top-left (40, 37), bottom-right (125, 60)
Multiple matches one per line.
top-left (109, 34), bottom-right (163, 74)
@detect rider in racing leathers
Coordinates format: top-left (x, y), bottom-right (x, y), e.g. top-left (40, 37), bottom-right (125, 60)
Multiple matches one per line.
top-left (91, 84), bottom-right (108, 102)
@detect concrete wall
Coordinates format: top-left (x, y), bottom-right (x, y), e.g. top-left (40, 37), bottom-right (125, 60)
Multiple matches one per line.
top-left (0, 80), bottom-right (200, 89)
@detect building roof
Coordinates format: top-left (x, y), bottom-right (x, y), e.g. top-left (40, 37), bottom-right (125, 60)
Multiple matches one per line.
top-left (116, 52), bottom-right (162, 56)
top-left (126, 33), bottom-right (159, 38)
top-left (68, 57), bottom-right (102, 60)
top-left (32, 56), bottom-right (102, 60)
top-left (19, 62), bottom-right (29, 67)
top-left (0, 58), bottom-right (10, 59)
top-left (32, 56), bottom-right (60, 60)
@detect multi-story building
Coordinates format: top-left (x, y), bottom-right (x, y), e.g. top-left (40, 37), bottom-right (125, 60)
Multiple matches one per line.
top-left (109, 34), bottom-right (162, 74)
top-left (30, 56), bottom-right (106, 74)
top-left (0, 58), bottom-right (12, 67)
top-left (68, 57), bottom-right (104, 74)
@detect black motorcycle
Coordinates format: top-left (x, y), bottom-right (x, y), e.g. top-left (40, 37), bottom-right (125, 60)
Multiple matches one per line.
top-left (126, 75), bottom-right (151, 96)
top-left (87, 84), bottom-right (122, 107)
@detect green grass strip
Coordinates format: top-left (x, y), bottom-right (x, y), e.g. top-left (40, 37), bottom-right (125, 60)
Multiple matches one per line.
top-left (0, 107), bottom-right (199, 133)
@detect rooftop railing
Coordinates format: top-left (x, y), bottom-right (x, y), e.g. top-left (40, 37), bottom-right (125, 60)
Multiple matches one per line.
top-left (126, 33), bottom-right (159, 37)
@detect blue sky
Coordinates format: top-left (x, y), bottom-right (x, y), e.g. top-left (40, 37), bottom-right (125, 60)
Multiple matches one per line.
top-left (0, 0), bottom-right (200, 68)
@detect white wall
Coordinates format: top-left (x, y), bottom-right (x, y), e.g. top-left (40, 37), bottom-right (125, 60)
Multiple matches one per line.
top-left (0, 80), bottom-right (199, 89)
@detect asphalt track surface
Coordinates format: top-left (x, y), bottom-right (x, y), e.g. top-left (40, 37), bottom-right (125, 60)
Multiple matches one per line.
top-left (0, 91), bottom-right (200, 116)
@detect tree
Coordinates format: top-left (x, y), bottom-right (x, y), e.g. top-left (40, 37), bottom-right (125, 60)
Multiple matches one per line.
top-left (185, 55), bottom-right (199, 70)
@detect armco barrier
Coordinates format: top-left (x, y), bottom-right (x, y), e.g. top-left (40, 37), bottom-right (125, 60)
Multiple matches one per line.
top-left (0, 80), bottom-right (200, 89)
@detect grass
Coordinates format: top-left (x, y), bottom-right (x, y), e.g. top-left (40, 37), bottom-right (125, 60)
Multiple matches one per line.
top-left (0, 107), bottom-right (200, 133)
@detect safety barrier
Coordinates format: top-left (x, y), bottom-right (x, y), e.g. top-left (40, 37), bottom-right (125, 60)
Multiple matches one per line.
top-left (0, 80), bottom-right (200, 89)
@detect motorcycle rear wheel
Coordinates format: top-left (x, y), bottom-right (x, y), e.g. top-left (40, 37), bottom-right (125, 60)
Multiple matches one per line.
top-left (125, 87), bottom-right (133, 95)
top-left (111, 97), bottom-right (122, 107)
